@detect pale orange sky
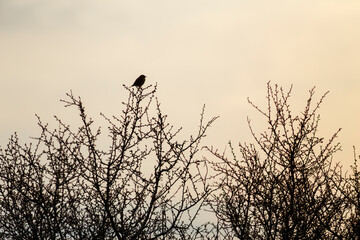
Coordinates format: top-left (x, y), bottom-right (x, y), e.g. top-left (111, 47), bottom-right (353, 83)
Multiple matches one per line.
top-left (1, 0), bottom-right (359, 168)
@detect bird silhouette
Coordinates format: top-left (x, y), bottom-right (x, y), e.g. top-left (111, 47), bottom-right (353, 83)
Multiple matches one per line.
top-left (132, 75), bottom-right (146, 87)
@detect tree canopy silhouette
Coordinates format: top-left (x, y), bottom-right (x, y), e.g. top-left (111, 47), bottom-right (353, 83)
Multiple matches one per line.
top-left (206, 83), bottom-right (349, 239)
top-left (1, 82), bottom-right (360, 239)
top-left (0, 85), bottom-right (217, 239)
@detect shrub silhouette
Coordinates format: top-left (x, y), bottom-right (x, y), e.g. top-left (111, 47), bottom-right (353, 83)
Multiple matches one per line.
top-left (0, 85), bottom-right (217, 239)
top-left (1, 82), bottom-right (360, 239)
top-left (207, 83), bottom-right (348, 239)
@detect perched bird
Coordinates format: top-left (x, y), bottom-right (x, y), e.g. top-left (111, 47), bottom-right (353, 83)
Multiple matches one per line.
top-left (132, 75), bottom-right (146, 87)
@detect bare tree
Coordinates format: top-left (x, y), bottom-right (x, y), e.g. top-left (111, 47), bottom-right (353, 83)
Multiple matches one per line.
top-left (342, 147), bottom-right (360, 239)
top-left (207, 83), bottom-right (347, 239)
top-left (0, 84), bottom-right (218, 239)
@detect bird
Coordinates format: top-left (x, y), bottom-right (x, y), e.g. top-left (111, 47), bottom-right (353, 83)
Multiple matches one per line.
top-left (132, 75), bottom-right (146, 87)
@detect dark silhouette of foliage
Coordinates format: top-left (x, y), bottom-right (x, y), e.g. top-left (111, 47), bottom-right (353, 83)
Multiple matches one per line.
top-left (0, 85), bottom-right (217, 239)
top-left (207, 83), bottom-right (348, 239)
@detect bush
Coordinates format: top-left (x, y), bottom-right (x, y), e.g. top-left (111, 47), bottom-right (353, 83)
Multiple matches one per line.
top-left (0, 85), bottom-right (217, 239)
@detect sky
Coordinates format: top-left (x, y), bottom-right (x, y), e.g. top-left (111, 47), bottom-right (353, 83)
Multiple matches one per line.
top-left (0, 0), bottom-right (360, 169)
